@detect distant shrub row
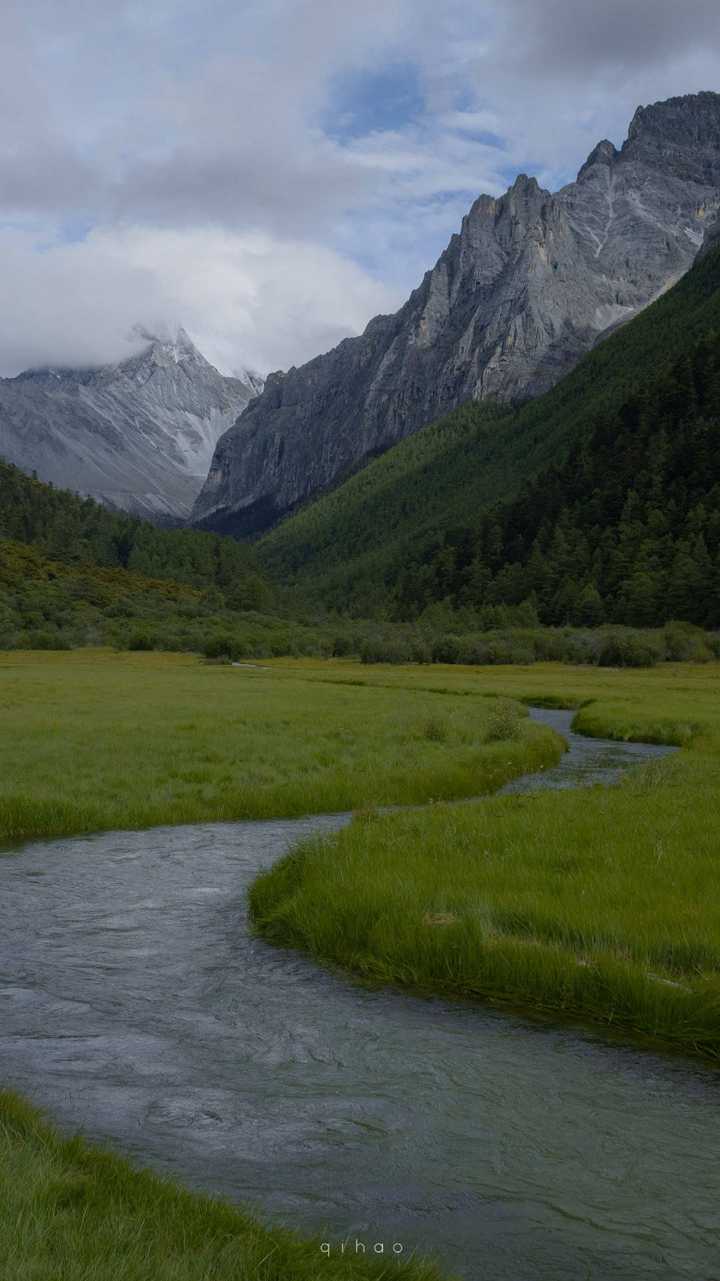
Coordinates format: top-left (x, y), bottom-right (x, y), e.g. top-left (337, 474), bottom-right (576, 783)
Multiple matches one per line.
top-left (358, 622), bottom-right (720, 669)
top-left (2, 535), bottom-right (717, 669)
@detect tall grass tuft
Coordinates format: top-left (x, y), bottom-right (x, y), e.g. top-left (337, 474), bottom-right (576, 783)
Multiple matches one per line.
top-left (0, 1091), bottom-right (448, 1281)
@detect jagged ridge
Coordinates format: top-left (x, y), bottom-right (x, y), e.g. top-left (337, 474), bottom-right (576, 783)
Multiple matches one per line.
top-left (194, 92), bottom-right (720, 537)
top-left (0, 329), bottom-right (263, 520)
top-left (257, 235), bottom-right (720, 614)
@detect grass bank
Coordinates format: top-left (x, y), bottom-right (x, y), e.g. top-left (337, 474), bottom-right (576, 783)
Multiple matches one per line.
top-left (0, 650), bottom-right (561, 845)
top-left (0, 1092), bottom-right (446, 1281)
top-left (250, 660), bottom-right (720, 1060)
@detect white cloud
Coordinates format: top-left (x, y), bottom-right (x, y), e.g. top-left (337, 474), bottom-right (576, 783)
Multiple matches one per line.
top-left (0, 224), bottom-right (401, 377)
top-left (1, 0), bottom-right (720, 375)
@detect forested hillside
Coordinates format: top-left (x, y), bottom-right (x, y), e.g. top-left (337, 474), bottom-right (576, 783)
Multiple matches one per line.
top-left (400, 332), bottom-right (720, 627)
top-left (0, 459), bottom-right (270, 608)
top-left (260, 242), bottom-right (720, 621)
top-left (0, 460), bottom-right (305, 652)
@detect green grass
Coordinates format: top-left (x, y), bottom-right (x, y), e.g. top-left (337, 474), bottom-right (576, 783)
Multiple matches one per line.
top-left (2, 655), bottom-right (718, 1278)
top-left (0, 650), bottom-right (562, 845)
top-left (250, 660), bottom-right (720, 1060)
top-left (0, 1091), bottom-right (448, 1281)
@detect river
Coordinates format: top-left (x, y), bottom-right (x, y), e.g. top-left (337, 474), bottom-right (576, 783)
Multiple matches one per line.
top-left (0, 709), bottom-right (716, 1280)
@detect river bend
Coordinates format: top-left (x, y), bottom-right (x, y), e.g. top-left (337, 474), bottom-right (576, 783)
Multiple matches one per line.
top-left (0, 710), bottom-right (715, 1280)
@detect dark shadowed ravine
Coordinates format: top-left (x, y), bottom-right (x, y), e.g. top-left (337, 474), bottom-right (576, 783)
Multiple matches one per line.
top-left (0, 710), bottom-right (716, 1281)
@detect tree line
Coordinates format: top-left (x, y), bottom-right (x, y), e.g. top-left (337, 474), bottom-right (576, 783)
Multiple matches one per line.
top-left (396, 332), bottom-right (720, 628)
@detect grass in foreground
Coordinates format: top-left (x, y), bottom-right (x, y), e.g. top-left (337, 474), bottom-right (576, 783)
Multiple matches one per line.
top-left (0, 1092), bottom-right (447, 1281)
top-left (250, 660), bottom-right (720, 1060)
top-left (0, 650), bottom-right (561, 845)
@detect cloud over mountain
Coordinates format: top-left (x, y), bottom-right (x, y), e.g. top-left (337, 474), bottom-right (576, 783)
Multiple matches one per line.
top-left (2, 0), bottom-right (720, 376)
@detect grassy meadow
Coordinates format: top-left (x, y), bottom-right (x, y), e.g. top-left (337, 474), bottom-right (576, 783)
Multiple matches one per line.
top-left (2, 651), bottom-right (719, 1281)
top-left (0, 649), bottom-right (561, 845)
top-left (250, 658), bottom-right (720, 1059)
top-left (5, 649), bottom-right (720, 1058)
top-left (0, 1092), bottom-right (446, 1281)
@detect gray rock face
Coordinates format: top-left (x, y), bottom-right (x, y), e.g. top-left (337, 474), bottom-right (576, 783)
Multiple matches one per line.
top-left (0, 329), bottom-right (263, 519)
top-left (698, 209), bottom-right (720, 259)
top-left (193, 92), bottom-right (720, 536)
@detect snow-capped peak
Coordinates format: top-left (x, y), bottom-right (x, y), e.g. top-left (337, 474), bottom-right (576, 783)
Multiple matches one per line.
top-left (128, 323), bottom-right (203, 365)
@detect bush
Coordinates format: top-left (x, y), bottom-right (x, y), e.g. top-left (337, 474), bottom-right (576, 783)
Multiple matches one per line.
top-left (558, 630), bottom-right (602, 665)
top-left (202, 634), bottom-right (236, 661)
top-left (597, 633), bottom-right (661, 668)
top-left (409, 638), bottom-right (433, 664)
top-left (331, 634), bottom-right (354, 657)
top-left (26, 629), bottom-right (71, 651)
top-left (127, 631), bottom-right (156, 652)
top-left (483, 637), bottom-right (536, 665)
top-left (662, 621), bottom-right (713, 662)
top-left (360, 638), bottom-right (413, 664)
top-left (431, 635), bottom-right (463, 664)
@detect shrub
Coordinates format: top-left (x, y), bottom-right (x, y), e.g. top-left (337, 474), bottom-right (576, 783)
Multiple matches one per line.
top-left (331, 634), bottom-right (354, 657)
top-left (662, 621), bottom-right (713, 662)
top-left (202, 634), bottom-right (236, 661)
top-left (558, 630), bottom-right (602, 665)
top-left (597, 633), bottom-right (660, 668)
top-left (126, 630), bottom-right (156, 652)
top-left (360, 638), bottom-right (413, 664)
top-left (483, 637), bottom-right (536, 665)
top-left (409, 638), bottom-right (433, 664)
top-left (26, 629), bottom-right (71, 651)
top-left (431, 635), bottom-right (463, 664)
top-left (454, 637), bottom-right (492, 664)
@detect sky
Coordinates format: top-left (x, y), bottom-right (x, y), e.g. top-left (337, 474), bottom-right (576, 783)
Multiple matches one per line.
top-left (2, 0), bottom-right (720, 377)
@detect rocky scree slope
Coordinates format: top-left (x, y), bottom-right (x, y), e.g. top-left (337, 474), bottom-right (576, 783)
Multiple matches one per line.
top-left (0, 329), bottom-right (262, 520)
top-left (194, 92), bottom-right (720, 537)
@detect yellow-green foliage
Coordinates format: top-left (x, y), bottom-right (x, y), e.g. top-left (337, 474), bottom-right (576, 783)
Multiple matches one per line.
top-left (0, 539), bottom-right (321, 655)
top-left (0, 651), bottom-right (561, 844)
top-left (0, 1092), bottom-right (447, 1281)
top-left (250, 659), bottom-right (720, 1059)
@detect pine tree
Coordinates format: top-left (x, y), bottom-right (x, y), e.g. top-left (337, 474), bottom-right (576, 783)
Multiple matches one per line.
top-left (575, 582), bottom-right (605, 626)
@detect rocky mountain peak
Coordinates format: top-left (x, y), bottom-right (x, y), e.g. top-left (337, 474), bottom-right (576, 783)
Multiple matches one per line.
top-left (121, 324), bottom-right (213, 380)
top-left (0, 329), bottom-right (259, 519)
top-left (623, 92), bottom-right (720, 172)
top-left (193, 90), bottom-right (720, 538)
top-left (509, 173), bottom-right (541, 193)
top-left (577, 139), bottom-right (617, 178)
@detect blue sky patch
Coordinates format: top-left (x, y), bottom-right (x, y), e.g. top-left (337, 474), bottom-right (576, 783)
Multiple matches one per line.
top-left (324, 61), bottom-right (425, 141)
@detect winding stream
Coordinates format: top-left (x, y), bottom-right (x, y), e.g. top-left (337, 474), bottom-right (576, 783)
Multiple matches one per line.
top-left (0, 710), bottom-right (716, 1280)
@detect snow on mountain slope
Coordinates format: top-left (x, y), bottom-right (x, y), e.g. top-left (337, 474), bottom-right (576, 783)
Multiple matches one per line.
top-left (0, 328), bottom-right (260, 519)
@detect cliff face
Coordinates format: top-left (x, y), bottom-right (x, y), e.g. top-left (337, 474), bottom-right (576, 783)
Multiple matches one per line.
top-left (193, 92), bottom-right (720, 536)
top-left (0, 329), bottom-right (262, 519)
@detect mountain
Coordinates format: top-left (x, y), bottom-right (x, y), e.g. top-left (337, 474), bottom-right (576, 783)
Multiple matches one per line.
top-left (232, 366), bottom-right (266, 398)
top-left (257, 235), bottom-right (720, 620)
top-left (0, 328), bottom-right (262, 520)
top-left (193, 92), bottom-right (720, 537)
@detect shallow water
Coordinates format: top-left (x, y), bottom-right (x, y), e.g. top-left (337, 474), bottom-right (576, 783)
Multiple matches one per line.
top-left (0, 710), bottom-right (716, 1281)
